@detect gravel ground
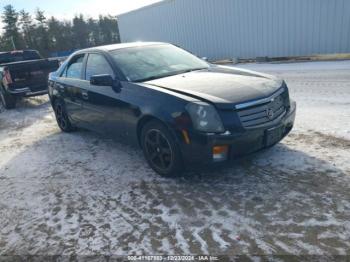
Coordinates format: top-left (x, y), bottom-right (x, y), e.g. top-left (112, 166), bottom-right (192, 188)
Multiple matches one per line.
top-left (0, 61), bottom-right (349, 256)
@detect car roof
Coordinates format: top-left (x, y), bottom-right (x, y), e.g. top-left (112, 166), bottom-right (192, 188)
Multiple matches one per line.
top-left (79, 42), bottom-right (169, 53)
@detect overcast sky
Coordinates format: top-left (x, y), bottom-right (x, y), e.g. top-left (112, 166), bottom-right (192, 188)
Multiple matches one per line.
top-left (1, 0), bottom-right (162, 20)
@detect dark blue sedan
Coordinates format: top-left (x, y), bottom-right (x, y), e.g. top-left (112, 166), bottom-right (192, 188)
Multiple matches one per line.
top-left (48, 42), bottom-right (296, 176)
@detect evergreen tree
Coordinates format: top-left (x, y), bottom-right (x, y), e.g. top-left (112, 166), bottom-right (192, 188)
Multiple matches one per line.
top-left (72, 14), bottom-right (89, 49)
top-left (0, 5), bottom-right (120, 55)
top-left (35, 8), bottom-right (46, 24)
top-left (61, 21), bottom-right (74, 51)
top-left (87, 17), bottom-right (101, 46)
top-left (34, 8), bottom-right (49, 55)
top-left (18, 10), bottom-right (34, 48)
top-left (2, 5), bottom-right (23, 50)
top-left (47, 16), bottom-right (61, 51)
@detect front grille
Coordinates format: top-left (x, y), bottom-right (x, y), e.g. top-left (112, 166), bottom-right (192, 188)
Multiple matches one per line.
top-left (237, 88), bottom-right (289, 128)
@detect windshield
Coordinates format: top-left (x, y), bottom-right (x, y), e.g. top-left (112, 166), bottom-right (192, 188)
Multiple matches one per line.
top-left (110, 44), bottom-right (209, 82)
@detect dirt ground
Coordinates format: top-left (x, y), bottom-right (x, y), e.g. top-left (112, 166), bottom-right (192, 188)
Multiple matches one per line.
top-left (0, 61), bottom-right (349, 256)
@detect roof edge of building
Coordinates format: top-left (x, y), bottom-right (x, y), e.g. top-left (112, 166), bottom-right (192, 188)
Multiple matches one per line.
top-left (117, 0), bottom-right (172, 18)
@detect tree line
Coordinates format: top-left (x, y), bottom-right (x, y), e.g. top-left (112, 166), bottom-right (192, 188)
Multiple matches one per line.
top-left (1, 5), bottom-right (120, 57)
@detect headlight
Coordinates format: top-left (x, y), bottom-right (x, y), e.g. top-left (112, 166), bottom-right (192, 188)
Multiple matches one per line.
top-left (186, 102), bottom-right (224, 133)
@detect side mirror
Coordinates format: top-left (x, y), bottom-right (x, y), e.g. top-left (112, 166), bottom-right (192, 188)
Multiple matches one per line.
top-left (201, 57), bottom-right (208, 61)
top-left (90, 74), bottom-right (114, 86)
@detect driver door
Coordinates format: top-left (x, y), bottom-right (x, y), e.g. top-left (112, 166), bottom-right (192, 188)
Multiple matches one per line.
top-left (80, 52), bottom-right (126, 139)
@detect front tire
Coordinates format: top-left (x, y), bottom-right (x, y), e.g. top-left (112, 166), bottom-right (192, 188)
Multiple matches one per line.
top-left (141, 120), bottom-right (184, 177)
top-left (54, 100), bottom-right (76, 132)
top-left (0, 87), bottom-right (16, 109)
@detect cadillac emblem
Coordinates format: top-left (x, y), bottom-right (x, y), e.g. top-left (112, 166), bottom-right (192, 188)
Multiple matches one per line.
top-left (266, 108), bottom-right (274, 120)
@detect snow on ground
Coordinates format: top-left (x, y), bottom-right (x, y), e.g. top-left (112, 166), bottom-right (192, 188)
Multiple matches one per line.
top-left (0, 61), bottom-right (349, 256)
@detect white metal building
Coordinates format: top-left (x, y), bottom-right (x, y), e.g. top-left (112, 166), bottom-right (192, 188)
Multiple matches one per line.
top-left (117, 0), bottom-right (350, 60)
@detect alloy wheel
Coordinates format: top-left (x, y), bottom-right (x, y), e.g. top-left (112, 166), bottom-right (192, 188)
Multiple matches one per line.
top-left (144, 129), bottom-right (173, 171)
top-left (55, 104), bottom-right (68, 130)
top-left (0, 93), bottom-right (5, 112)
top-left (0, 92), bottom-right (5, 107)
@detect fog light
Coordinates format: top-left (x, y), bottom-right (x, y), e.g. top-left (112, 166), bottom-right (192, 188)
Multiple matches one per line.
top-left (213, 145), bottom-right (229, 162)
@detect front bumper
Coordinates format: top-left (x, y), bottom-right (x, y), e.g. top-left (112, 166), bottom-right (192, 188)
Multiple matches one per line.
top-left (180, 101), bottom-right (296, 167)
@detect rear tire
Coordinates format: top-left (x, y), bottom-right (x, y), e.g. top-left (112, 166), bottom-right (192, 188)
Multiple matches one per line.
top-left (54, 99), bottom-right (76, 132)
top-left (0, 87), bottom-right (16, 109)
top-left (141, 120), bottom-right (184, 177)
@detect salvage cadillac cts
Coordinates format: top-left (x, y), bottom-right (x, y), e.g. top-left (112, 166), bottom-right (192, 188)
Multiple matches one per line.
top-left (48, 42), bottom-right (296, 176)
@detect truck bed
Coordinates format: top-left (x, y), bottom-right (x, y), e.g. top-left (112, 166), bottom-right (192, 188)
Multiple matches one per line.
top-left (1, 58), bottom-right (59, 96)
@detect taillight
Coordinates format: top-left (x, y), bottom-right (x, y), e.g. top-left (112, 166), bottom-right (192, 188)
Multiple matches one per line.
top-left (3, 68), bottom-right (13, 85)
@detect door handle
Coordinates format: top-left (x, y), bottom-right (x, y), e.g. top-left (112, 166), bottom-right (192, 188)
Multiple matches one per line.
top-left (82, 91), bottom-right (89, 100)
top-left (56, 83), bottom-right (64, 89)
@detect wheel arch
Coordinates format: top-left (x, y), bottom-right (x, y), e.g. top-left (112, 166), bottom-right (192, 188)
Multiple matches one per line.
top-left (50, 94), bottom-right (65, 108)
top-left (50, 95), bottom-right (57, 107)
top-left (136, 115), bottom-right (180, 148)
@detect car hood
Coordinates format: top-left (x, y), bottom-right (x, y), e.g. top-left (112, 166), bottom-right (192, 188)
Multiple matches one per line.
top-left (145, 65), bottom-right (283, 109)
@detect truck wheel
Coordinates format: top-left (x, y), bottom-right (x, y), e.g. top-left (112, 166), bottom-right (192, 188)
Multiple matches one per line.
top-left (54, 100), bottom-right (76, 132)
top-left (0, 88), bottom-right (16, 109)
top-left (141, 120), bottom-right (184, 177)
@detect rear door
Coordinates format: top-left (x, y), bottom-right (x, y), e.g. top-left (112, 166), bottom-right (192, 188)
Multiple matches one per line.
top-left (59, 54), bottom-right (87, 123)
top-left (80, 52), bottom-right (125, 138)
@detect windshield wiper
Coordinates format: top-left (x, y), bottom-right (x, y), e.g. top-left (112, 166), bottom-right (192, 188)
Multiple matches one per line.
top-left (177, 67), bottom-right (208, 74)
top-left (135, 67), bottom-right (208, 82)
top-left (135, 74), bottom-right (171, 82)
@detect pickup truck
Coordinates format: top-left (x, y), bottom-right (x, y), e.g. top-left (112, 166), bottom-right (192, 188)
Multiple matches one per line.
top-left (0, 50), bottom-right (59, 109)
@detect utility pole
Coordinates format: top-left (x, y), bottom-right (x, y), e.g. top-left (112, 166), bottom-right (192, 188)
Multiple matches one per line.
top-left (10, 36), bottom-right (16, 50)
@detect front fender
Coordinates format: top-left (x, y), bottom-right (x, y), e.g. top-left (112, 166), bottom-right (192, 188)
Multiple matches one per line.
top-left (121, 82), bottom-right (196, 147)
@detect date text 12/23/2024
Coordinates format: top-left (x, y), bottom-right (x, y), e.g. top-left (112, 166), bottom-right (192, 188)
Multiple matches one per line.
top-left (127, 256), bottom-right (219, 261)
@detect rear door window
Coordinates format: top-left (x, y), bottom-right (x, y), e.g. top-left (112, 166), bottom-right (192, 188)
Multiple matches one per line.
top-left (85, 54), bottom-right (114, 81)
top-left (63, 55), bottom-right (85, 79)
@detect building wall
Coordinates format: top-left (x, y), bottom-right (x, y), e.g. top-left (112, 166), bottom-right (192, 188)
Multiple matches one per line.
top-left (118, 0), bottom-right (350, 60)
